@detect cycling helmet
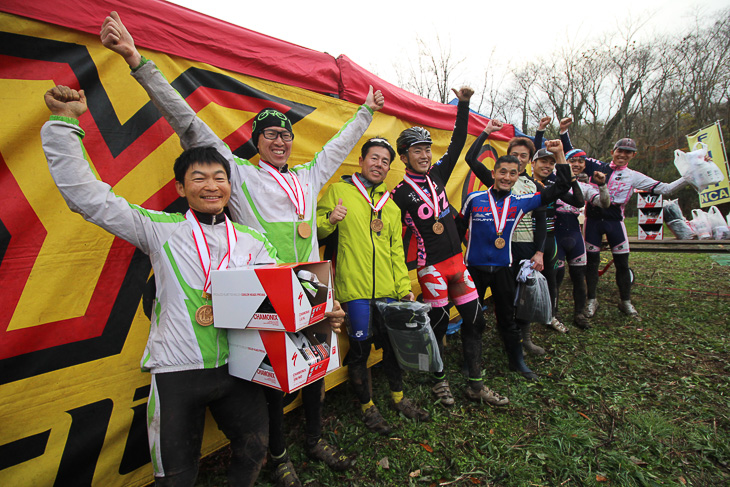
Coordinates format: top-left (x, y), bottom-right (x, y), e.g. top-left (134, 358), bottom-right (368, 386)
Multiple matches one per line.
top-left (396, 127), bottom-right (432, 155)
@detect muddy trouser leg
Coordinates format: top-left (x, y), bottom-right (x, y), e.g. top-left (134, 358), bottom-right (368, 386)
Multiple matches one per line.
top-left (586, 251), bottom-right (601, 300)
top-left (344, 300), bottom-right (403, 403)
top-left (493, 267), bottom-right (536, 378)
top-left (428, 306), bottom-right (450, 379)
top-left (264, 388), bottom-right (287, 459)
top-left (569, 265), bottom-right (587, 314)
top-left (209, 374), bottom-right (268, 487)
top-left (454, 298), bottom-right (486, 383)
top-left (153, 367), bottom-right (268, 487)
top-left (301, 379), bottom-right (323, 447)
top-left (613, 252), bottom-right (632, 301)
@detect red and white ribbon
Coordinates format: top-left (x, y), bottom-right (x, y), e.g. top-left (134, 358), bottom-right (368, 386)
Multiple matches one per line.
top-left (403, 174), bottom-right (440, 217)
top-left (352, 173), bottom-right (390, 213)
top-left (260, 160), bottom-right (306, 217)
top-left (186, 210), bottom-right (238, 294)
top-left (487, 191), bottom-right (511, 237)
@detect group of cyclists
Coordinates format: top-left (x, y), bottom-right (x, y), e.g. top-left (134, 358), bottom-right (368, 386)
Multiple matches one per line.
top-left (39, 11), bottom-right (690, 487)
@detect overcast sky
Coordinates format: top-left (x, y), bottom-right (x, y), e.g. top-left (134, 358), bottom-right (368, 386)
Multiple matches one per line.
top-left (166, 0), bottom-right (726, 90)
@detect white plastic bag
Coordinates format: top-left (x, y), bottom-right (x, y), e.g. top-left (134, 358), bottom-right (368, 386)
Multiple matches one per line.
top-left (690, 209), bottom-right (712, 240)
top-left (514, 260), bottom-right (552, 324)
top-left (707, 206), bottom-right (730, 240)
top-left (674, 143), bottom-right (725, 192)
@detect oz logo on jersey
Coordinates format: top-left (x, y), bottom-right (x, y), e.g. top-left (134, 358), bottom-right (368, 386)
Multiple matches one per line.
top-left (0, 32), bottom-right (316, 386)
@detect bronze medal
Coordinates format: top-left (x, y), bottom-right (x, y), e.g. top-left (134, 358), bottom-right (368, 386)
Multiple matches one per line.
top-left (432, 221), bottom-right (444, 235)
top-left (494, 237), bottom-right (506, 249)
top-left (370, 218), bottom-right (384, 232)
top-left (297, 221), bottom-right (311, 239)
top-left (195, 304), bottom-right (214, 326)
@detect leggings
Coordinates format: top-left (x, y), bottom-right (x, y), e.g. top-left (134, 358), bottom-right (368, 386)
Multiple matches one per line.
top-left (151, 366), bottom-right (268, 487)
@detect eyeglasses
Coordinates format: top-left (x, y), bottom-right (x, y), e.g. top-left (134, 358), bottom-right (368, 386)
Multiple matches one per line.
top-left (262, 129), bottom-right (294, 142)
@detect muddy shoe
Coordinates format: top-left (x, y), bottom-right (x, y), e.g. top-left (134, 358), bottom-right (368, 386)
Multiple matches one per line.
top-left (392, 397), bottom-right (430, 422)
top-left (273, 459), bottom-right (302, 487)
top-left (584, 298), bottom-right (598, 318)
top-left (306, 438), bottom-right (354, 471)
top-left (521, 323), bottom-right (546, 355)
top-left (545, 316), bottom-right (569, 333)
top-left (618, 300), bottom-right (641, 321)
top-left (464, 385), bottom-right (509, 406)
top-left (362, 405), bottom-right (392, 436)
top-left (432, 380), bottom-right (455, 407)
top-left (573, 312), bottom-right (591, 330)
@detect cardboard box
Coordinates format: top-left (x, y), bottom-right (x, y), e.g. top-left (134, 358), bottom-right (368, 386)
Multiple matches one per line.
top-left (638, 208), bottom-right (664, 224)
top-left (211, 261), bottom-right (333, 332)
top-left (227, 321), bottom-right (341, 393)
top-left (636, 193), bottom-right (663, 208)
top-left (638, 224), bottom-right (664, 240)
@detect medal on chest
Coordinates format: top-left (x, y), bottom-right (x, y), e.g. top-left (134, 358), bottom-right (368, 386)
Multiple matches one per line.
top-left (404, 174), bottom-right (444, 235)
top-left (186, 210), bottom-right (238, 327)
top-left (353, 173), bottom-right (390, 234)
top-left (261, 161), bottom-right (311, 239)
top-left (487, 190), bottom-right (511, 249)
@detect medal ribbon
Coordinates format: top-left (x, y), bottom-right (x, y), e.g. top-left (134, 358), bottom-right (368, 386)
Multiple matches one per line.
top-left (352, 173), bottom-right (390, 213)
top-left (186, 210), bottom-right (238, 295)
top-left (403, 174), bottom-right (440, 219)
top-left (487, 191), bottom-right (511, 237)
top-left (260, 160), bottom-right (306, 217)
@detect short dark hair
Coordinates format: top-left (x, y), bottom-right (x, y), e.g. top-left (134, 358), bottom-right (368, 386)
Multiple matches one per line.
top-left (493, 155), bottom-right (521, 170)
top-left (507, 137), bottom-right (536, 159)
top-left (361, 137), bottom-right (396, 162)
top-left (173, 146), bottom-right (231, 184)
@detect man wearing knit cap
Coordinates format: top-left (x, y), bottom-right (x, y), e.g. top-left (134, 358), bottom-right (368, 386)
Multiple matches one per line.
top-left (102, 11), bottom-right (384, 486)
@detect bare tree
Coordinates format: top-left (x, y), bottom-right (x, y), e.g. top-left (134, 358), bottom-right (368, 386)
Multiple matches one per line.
top-left (395, 35), bottom-right (464, 104)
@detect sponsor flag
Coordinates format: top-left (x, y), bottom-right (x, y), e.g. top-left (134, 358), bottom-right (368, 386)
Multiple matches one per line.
top-left (686, 121), bottom-right (730, 207)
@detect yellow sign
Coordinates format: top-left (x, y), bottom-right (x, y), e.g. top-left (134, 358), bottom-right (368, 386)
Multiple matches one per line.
top-left (687, 121), bottom-right (730, 207)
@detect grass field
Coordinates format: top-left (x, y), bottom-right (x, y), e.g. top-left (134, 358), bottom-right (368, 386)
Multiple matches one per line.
top-left (197, 225), bottom-right (730, 486)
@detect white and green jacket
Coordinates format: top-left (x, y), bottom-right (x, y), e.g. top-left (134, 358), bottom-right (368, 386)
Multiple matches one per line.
top-left (41, 118), bottom-right (278, 374)
top-left (132, 60), bottom-right (374, 263)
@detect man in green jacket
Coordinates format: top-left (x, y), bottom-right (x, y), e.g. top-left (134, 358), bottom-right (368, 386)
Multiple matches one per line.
top-left (317, 138), bottom-right (429, 435)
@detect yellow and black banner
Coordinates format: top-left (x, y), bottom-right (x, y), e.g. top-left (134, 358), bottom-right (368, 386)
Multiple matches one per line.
top-left (0, 2), bottom-right (511, 485)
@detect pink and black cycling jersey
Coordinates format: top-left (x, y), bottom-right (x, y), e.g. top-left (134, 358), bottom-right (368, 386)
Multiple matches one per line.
top-left (392, 100), bottom-right (470, 268)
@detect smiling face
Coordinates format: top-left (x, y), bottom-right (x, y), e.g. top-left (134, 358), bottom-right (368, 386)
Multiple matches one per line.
top-left (359, 146), bottom-right (392, 184)
top-left (175, 162), bottom-right (231, 214)
top-left (509, 145), bottom-right (531, 173)
top-left (257, 127), bottom-right (293, 168)
top-left (400, 143), bottom-right (432, 174)
top-left (611, 148), bottom-right (636, 167)
top-left (532, 156), bottom-right (556, 181)
top-left (568, 156), bottom-right (586, 175)
top-left (492, 161), bottom-right (521, 191)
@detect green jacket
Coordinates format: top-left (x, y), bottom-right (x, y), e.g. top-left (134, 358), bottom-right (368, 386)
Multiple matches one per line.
top-left (317, 175), bottom-right (411, 303)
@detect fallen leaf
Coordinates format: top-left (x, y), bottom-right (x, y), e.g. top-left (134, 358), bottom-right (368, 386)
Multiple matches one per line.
top-left (596, 475), bottom-right (608, 482)
top-left (420, 442), bottom-right (433, 452)
top-left (377, 456), bottom-right (389, 469)
top-left (489, 429), bottom-right (494, 435)
top-left (469, 477), bottom-right (482, 484)
top-left (409, 469), bottom-right (421, 478)
top-left (578, 412), bottom-right (590, 420)
top-left (678, 476), bottom-right (686, 485)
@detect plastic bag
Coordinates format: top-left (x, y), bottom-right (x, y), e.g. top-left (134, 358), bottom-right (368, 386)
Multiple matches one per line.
top-left (376, 301), bottom-right (443, 373)
top-left (514, 260), bottom-right (552, 324)
top-left (707, 206), bottom-right (730, 239)
top-left (663, 199), bottom-right (694, 239)
top-left (674, 143), bottom-right (725, 192)
top-left (690, 209), bottom-right (712, 240)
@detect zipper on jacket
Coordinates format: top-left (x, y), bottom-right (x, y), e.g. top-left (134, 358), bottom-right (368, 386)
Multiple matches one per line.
top-left (370, 186), bottom-right (377, 299)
